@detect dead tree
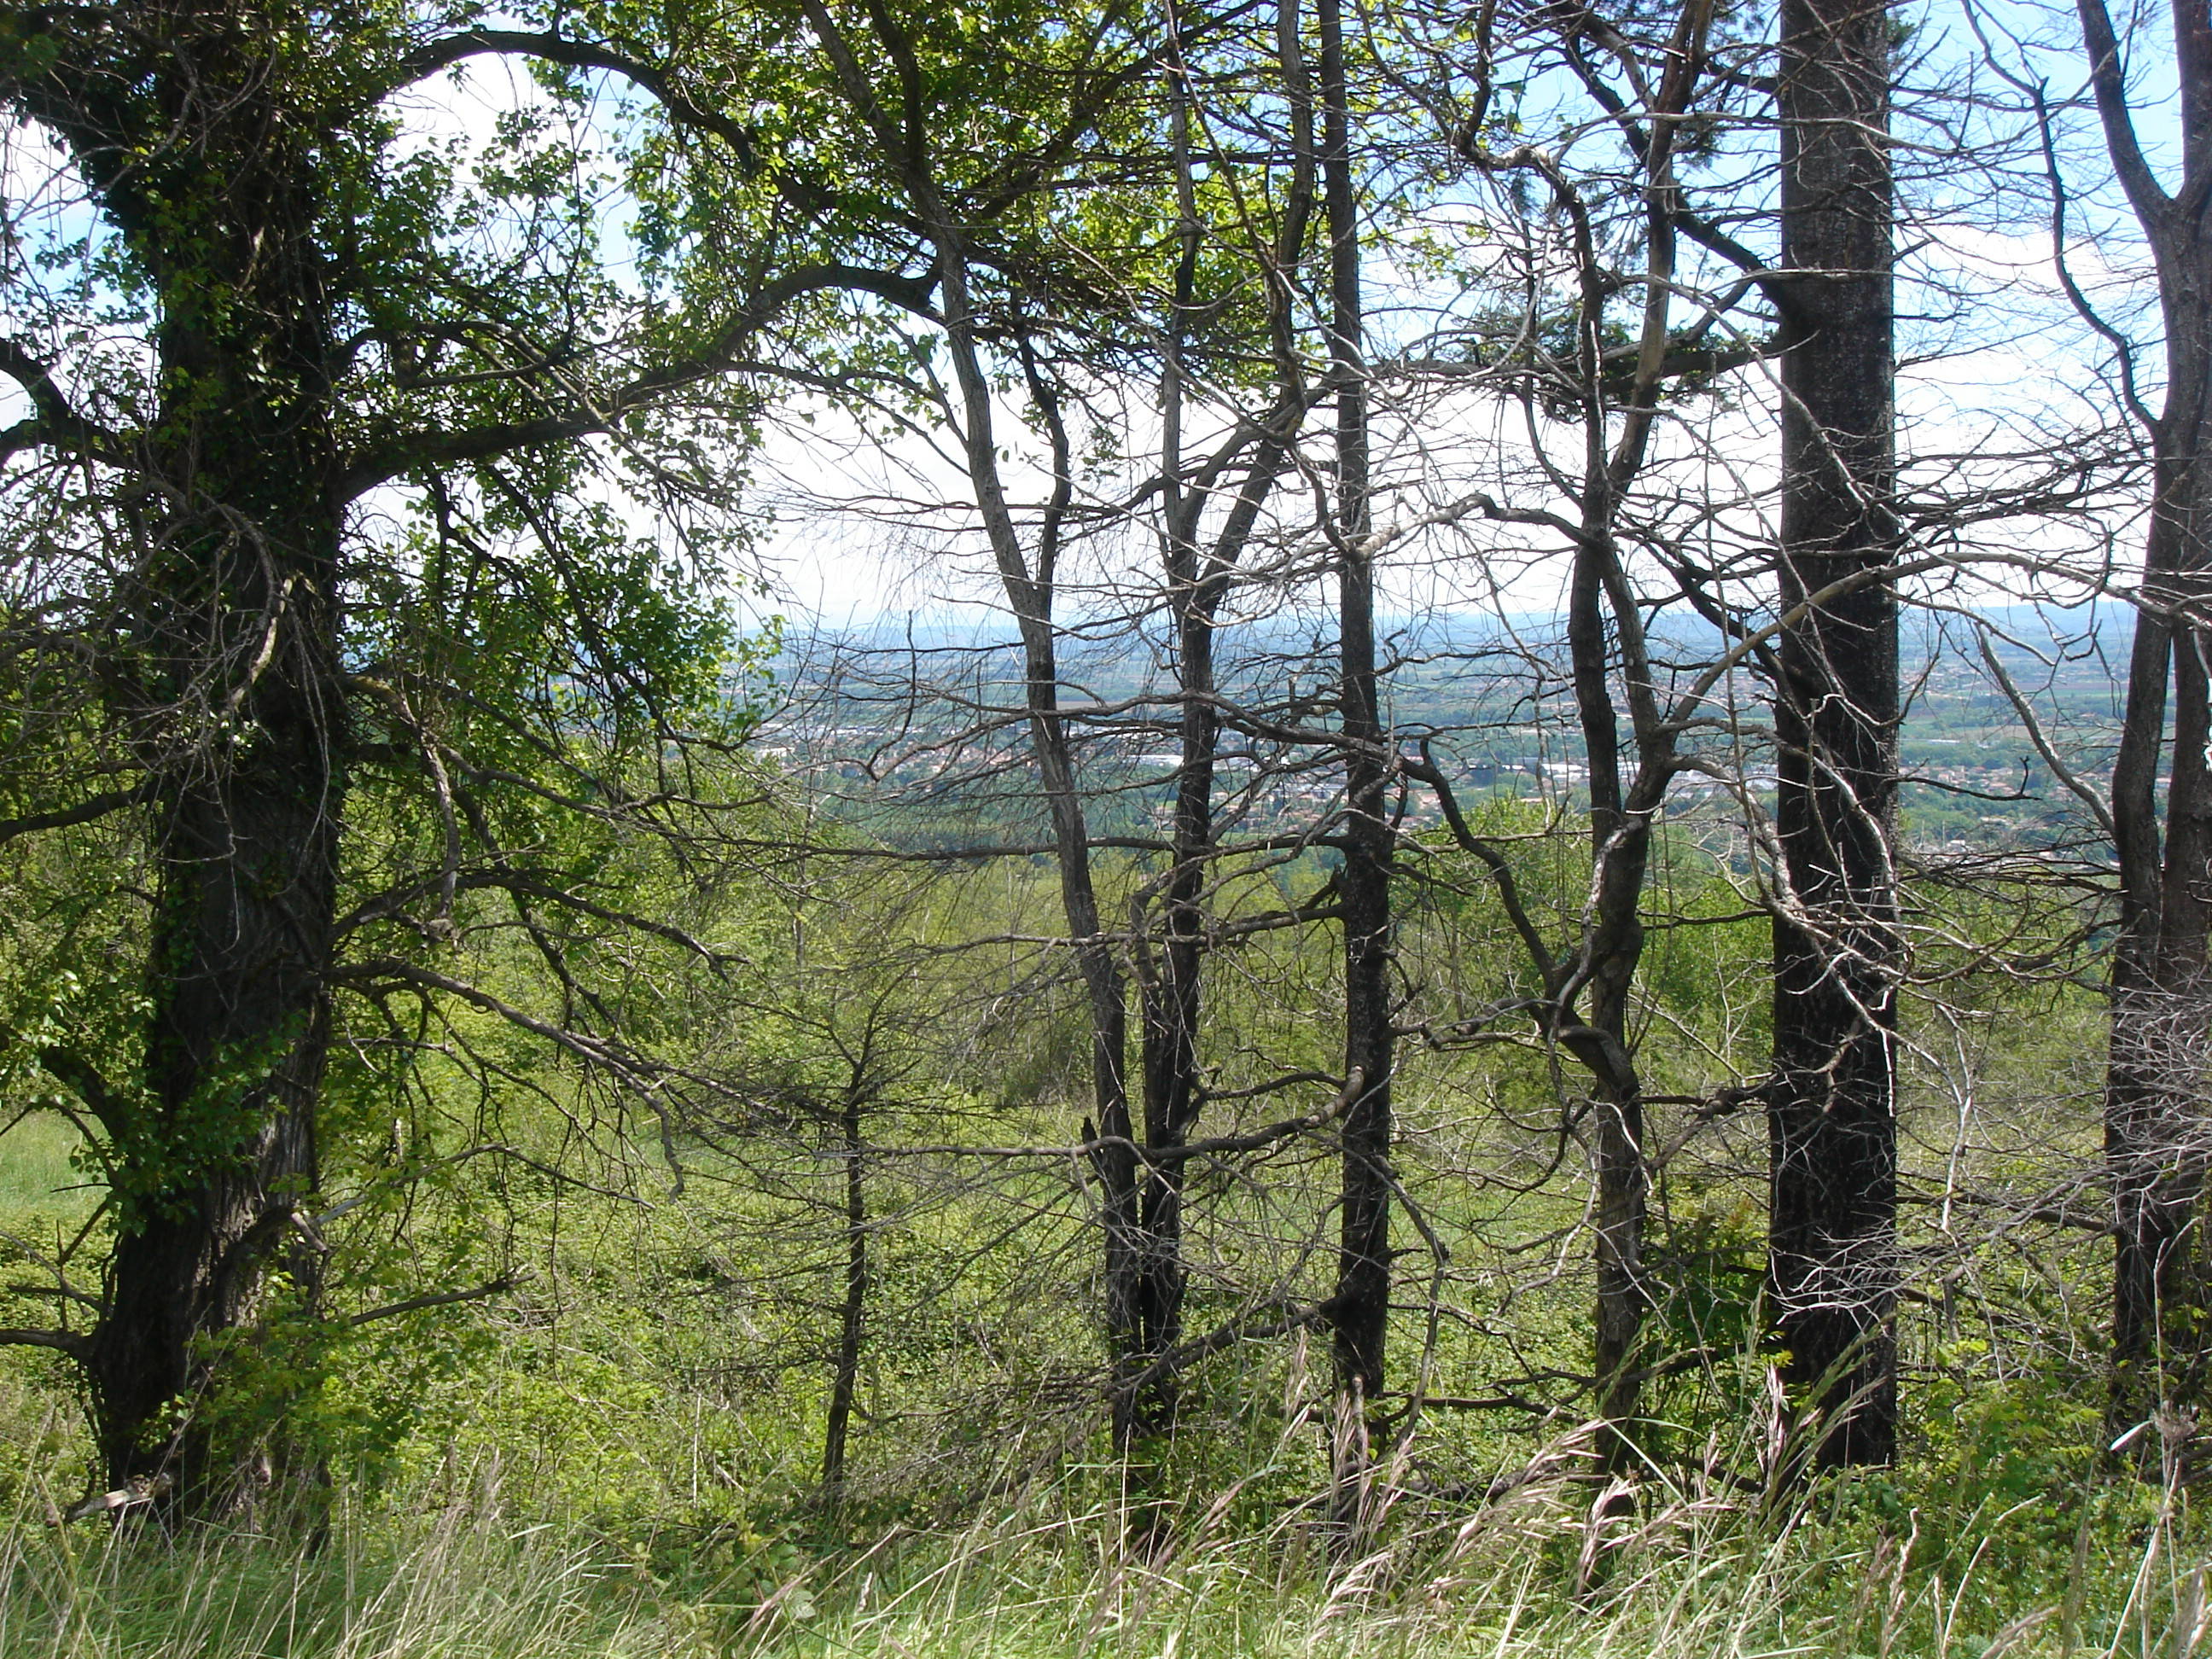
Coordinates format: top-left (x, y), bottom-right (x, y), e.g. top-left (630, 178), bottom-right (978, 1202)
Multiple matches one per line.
top-left (1428, 0), bottom-right (1778, 1481)
top-left (1767, 0), bottom-right (1901, 1470)
top-left (2058, 0), bottom-right (2212, 1445)
top-left (1313, 0), bottom-right (1396, 1532)
top-left (788, 0), bottom-right (1330, 1451)
top-left (1132, 0), bottom-right (1318, 1439)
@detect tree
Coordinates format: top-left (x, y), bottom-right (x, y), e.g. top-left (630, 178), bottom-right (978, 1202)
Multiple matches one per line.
top-left (1133, 0), bottom-right (1318, 1442)
top-left (2060, 0), bottom-right (2212, 1446)
top-left (1766, 0), bottom-right (1901, 1469)
top-left (1439, 0), bottom-right (1755, 1485)
top-left (1312, 0), bottom-right (1394, 1534)
top-left (0, 0), bottom-right (812, 1514)
top-left (760, 0), bottom-right (1364, 1464)
top-left (777, 0), bottom-right (1159, 1443)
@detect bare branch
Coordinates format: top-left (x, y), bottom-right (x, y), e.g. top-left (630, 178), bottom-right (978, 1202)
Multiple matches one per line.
top-left (387, 30), bottom-right (755, 163)
top-left (347, 1278), bottom-right (514, 1327)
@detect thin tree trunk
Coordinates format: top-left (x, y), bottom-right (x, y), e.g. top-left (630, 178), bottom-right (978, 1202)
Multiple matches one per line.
top-left (793, 0), bottom-right (1146, 1440)
top-left (1767, 0), bottom-right (1900, 1472)
top-left (1130, 30), bottom-right (1209, 1441)
top-left (824, 1090), bottom-right (868, 1494)
top-left (1565, 496), bottom-right (1651, 1484)
top-left (1130, 26), bottom-right (1306, 1437)
top-left (1573, 0), bottom-right (1713, 1481)
top-left (2070, 0), bottom-right (2212, 1449)
top-left (999, 408), bottom-right (1143, 1447)
top-left (1318, 0), bottom-right (1394, 1535)
top-left (1452, 0), bottom-right (1714, 1487)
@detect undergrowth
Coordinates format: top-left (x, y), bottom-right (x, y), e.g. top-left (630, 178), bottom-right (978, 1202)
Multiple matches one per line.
top-left (0, 1388), bottom-right (2200, 1659)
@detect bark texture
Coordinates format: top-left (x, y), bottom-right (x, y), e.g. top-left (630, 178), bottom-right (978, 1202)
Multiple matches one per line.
top-left (2069, 0), bottom-right (2212, 1448)
top-left (1318, 0), bottom-right (1394, 1532)
top-left (1767, 0), bottom-right (1901, 1471)
top-left (5, 1), bottom-right (346, 1508)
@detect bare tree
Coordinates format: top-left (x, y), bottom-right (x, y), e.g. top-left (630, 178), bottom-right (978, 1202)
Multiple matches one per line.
top-left (1313, 0), bottom-right (1396, 1534)
top-left (783, 0), bottom-right (1347, 1457)
top-left (1766, 0), bottom-right (1902, 1470)
top-left (2048, 0), bottom-right (2212, 1446)
top-left (1441, 0), bottom-right (1751, 1484)
top-left (1133, 0), bottom-right (1319, 1441)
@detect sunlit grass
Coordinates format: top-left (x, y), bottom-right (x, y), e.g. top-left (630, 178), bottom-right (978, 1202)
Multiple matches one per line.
top-left (0, 1111), bottom-right (96, 1227)
top-left (0, 1377), bottom-right (2192, 1659)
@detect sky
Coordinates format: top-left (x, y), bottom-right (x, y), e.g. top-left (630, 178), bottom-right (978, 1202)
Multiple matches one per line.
top-left (0, 0), bottom-right (2174, 652)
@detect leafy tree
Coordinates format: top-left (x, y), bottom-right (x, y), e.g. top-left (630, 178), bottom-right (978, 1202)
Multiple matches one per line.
top-left (0, 0), bottom-right (807, 1515)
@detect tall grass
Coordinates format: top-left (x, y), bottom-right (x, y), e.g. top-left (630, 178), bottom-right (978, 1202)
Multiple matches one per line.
top-left (0, 1113), bottom-right (92, 1225)
top-left (0, 1070), bottom-right (2168, 1657)
top-left (0, 1501), bottom-right (701, 1658)
top-left (0, 1419), bottom-right (2196, 1659)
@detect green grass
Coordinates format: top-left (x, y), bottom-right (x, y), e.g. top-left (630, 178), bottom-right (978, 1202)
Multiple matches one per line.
top-left (0, 1503), bottom-right (692, 1658)
top-left (0, 1449), bottom-right (2197, 1659)
top-left (0, 1112), bottom-right (94, 1225)
top-left (0, 992), bottom-right (2149, 1659)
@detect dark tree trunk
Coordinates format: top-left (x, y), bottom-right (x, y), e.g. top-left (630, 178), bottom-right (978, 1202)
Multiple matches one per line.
top-left (1567, 535), bottom-right (1652, 1478)
top-left (1767, 0), bottom-right (1900, 1471)
top-left (824, 1091), bottom-right (869, 1493)
top-left (2072, 0), bottom-right (2212, 1449)
top-left (1011, 510), bottom-right (1141, 1451)
top-left (90, 739), bottom-right (339, 1507)
top-left (1566, 0), bottom-right (1710, 1474)
top-left (1127, 36), bottom-right (1301, 1435)
top-left (2105, 568), bottom-right (2212, 1441)
top-left (1318, 0), bottom-right (1394, 1533)
top-left (1129, 43), bottom-right (1211, 1441)
top-left (1449, 0), bottom-right (1714, 1487)
top-left (6, 3), bottom-right (349, 1511)
top-left (1132, 448), bottom-right (1295, 1434)
top-left (1132, 592), bottom-right (1210, 1437)
top-left (2107, 530), bottom-right (2212, 1441)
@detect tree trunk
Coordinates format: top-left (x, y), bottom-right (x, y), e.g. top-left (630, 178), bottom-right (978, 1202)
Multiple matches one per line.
top-left (1767, 0), bottom-right (1900, 1471)
top-left (1318, 0), bottom-right (1394, 1534)
top-left (4, 5), bottom-right (347, 1512)
top-left (2064, 0), bottom-right (2212, 1447)
top-left (1129, 40), bottom-right (1210, 1441)
top-left (824, 1090), bottom-right (869, 1493)
top-left (1452, 0), bottom-right (1714, 1486)
top-left (92, 400), bottom-right (341, 1504)
top-left (1127, 39), bottom-right (1304, 1436)
top-left (1132, 607), bottom-right (1210, 1438)
top-left (2102, 241), bottom-right (2212, 1447)
top-left (829, 44), bottom-right (1144, 1437)
top-left (1566, 534), bottom-right (1653, 1478)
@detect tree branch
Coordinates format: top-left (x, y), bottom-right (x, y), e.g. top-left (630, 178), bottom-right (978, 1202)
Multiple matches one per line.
top-left (0, 788), bottom-right (145, 848)
top-left (336, 263), bottom-right (938, 498)
top-left (0, 337), bottom-right (120, 458)
top-left (2074, 0), bottom-right (2170, 224)
top-left (35, 1046), bottom-right (130, 1140)
top-left (387, 30), bottom-right (754, 164)
top-left (347, 1278), bottom-right (513, 1327)
top-left (1400, 748), bottom-right (1559, 986)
